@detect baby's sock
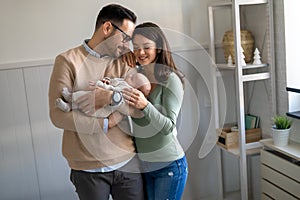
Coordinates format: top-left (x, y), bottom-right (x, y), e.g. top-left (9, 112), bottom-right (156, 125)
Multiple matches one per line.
top-left (96, 80), bottom-right (105, 87)
top-left (55, 98), bottom-right (71, 112)
top-left (62, 87), bottom-right (72, 102)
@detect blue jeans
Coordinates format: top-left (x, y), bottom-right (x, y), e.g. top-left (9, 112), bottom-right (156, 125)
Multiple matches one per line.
top-left (143, 156), bottom-right (188, 200)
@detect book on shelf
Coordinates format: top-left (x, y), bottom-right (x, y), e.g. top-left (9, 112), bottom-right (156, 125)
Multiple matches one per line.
top-left (245, 114), bottom-right (260, 130)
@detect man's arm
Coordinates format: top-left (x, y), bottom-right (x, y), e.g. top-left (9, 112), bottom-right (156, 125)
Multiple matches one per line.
top-left (74, 87), bottom-right (113, 116)
top-left (48, 55), bottom-right (111, 135)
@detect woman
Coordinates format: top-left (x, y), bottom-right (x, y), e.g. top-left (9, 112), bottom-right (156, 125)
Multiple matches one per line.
top-left (122, 22), bottom-right (188, 200)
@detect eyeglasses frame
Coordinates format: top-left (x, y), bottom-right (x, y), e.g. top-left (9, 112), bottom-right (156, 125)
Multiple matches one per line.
top-left (110, 22), bottom-right (132, 43)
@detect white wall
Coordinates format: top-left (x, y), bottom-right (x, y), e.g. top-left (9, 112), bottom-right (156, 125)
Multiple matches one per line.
top-left (0, 0), bottom-right (216, 64)
top-left (0, 0), bottom-right (177, 63)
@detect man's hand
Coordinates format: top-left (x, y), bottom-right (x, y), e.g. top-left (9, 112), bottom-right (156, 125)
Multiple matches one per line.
top-left (75, 87), bottom-right (113, 115)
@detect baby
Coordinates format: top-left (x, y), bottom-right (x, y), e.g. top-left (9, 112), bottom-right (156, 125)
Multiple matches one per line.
top-left (55, 69), bottom-right (151, 118)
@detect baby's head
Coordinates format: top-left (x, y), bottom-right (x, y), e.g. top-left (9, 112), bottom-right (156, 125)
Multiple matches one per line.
top-left (125, 69), bottom-right (151, 97)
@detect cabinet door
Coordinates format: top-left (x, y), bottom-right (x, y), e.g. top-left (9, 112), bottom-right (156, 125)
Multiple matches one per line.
top-left (0, 69), bottom-right (40, 200)
top-left (261, 149), bottom-right (300, 198)
top-left (24, 66), bottom-right (77, 200)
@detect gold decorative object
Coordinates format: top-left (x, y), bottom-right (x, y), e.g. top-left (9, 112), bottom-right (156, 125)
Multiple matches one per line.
top-left (222, 30), bottom-right (254, 63)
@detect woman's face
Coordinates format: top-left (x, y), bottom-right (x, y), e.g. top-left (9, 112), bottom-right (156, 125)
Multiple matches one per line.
top-left (133, 34), bottom-right (157, 66)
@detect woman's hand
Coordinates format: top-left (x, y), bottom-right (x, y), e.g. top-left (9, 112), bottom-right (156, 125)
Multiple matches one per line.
top-left (122, 88), bottom-right (148, 110)
top-left (122, 51), bottom-right (136, 68)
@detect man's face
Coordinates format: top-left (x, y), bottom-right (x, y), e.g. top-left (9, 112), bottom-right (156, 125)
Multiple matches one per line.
top-left (106, 19), bottom-right (135, 58)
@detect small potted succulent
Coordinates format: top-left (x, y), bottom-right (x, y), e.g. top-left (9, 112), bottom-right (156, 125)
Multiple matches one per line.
top-left (271, 115), bottom-right (292, 146)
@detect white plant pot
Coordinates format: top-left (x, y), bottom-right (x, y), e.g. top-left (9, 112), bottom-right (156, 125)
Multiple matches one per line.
top-left (271, 128), bottom-right (291, 147)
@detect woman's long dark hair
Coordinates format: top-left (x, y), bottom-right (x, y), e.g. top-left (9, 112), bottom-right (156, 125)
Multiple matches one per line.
top-left (132, 22), bottom-right (185, 86)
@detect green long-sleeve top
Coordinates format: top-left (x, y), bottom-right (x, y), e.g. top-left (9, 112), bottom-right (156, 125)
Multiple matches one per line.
top-left (132, 72), bottom-right (185, 162)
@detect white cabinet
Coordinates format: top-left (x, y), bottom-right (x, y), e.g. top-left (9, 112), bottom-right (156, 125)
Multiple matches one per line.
top-left (208, 0), bottom-right (276, 199)
top-left (260, 139), bottom-right (300, 199)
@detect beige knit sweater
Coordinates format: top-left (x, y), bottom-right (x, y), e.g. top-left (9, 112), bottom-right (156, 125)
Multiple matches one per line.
top-left (49, 45), bottom-right (135, 170)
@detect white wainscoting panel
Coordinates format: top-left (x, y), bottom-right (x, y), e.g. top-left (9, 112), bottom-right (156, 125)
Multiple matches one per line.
top-left (0, 69), bottom-right (40, 200)
top-left (23, 65), bottom-right (77, 200)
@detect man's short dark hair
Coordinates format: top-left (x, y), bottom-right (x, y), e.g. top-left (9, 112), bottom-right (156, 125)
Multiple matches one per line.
top-left (95, 4), bottom-right (137, 30)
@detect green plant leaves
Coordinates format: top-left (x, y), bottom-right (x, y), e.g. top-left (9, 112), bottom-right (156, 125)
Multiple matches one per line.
top-left (272, 115), bottom-right (292, 129)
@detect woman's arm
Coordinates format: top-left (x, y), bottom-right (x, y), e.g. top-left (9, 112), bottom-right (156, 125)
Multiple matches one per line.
top-left (124, 73), bottom-right (184, 135)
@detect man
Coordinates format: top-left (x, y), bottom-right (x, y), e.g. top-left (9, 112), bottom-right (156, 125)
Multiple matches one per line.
top-left (48, 4), bottom-right (144, 200)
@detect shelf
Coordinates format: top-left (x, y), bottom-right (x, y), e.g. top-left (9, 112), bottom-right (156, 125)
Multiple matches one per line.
top-left (242, 63), bottom-right (268, 69)
top-left (215, 63), bottom-right (268, 70)
top-left (208, 0), bottom-right (268, 7)
top-left (219, 145), bottom-right (261, 157)
top-left (260, 138), bottom-right (300, 161)
top-left (218, 141), bottom-right (262, 157)
top-left (237, 0), bottom-right (268, 5)
top-left (242, 72), bottom-right (270, 82)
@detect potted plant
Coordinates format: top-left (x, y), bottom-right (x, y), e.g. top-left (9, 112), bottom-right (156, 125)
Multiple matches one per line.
top-left (271, 115), bottom-right (292, 146)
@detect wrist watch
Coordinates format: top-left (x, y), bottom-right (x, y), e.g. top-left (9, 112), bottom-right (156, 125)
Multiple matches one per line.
top-left (111, 91), bottom-right (122, 106)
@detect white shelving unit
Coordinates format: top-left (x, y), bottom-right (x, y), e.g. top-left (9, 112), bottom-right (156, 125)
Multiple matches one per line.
top-left (208, 0), bottom-right (276, 199)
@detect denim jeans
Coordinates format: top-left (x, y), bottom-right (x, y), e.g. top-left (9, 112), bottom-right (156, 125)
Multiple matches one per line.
top-left (143, 156), bottom-right (188, 200)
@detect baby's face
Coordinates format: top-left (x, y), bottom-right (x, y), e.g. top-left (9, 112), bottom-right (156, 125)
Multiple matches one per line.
top-left (125, 71), bottom-right (141, 88)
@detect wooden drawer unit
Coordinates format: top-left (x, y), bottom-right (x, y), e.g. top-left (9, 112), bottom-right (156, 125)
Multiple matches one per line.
top-left (261, 149), bottom-right (300, 199)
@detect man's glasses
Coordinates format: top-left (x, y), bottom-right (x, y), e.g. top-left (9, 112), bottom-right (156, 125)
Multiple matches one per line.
top-left (111, 23), bottom-right (132, 43)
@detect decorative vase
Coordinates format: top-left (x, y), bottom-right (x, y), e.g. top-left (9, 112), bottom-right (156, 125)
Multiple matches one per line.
top-left (271, 128), bottom-right (291, 147)
top-left (222, 30), bottom-right (254, 63)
